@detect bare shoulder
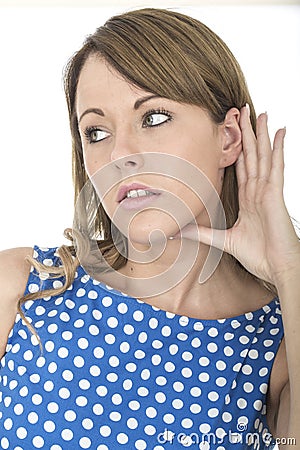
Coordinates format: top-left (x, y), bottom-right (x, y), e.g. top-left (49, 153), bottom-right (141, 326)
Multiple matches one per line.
top-left (0, 247), bottom-right (33, 358)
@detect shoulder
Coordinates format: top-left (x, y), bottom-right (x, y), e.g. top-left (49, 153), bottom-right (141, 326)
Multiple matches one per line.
top-left (0, 247), bottom-right (33, 358)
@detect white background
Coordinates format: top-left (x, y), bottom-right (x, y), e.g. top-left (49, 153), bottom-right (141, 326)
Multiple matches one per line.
top-left (0, 3), bottom-right (299, 250)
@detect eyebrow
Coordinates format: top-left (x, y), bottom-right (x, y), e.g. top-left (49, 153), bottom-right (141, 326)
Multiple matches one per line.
top-left (78, 94), bottom-right (162, 123)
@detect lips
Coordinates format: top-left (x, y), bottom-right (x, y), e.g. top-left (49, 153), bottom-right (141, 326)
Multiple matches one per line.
top-left (117, 183), bottom-right (162, 203)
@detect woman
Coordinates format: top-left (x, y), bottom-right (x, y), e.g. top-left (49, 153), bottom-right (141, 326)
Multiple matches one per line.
top-left (0, 8), bottom-right (299, 450)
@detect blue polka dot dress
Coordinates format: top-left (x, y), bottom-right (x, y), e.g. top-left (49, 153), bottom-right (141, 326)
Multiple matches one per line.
top-left (0, 246), bottom-right (283, 449)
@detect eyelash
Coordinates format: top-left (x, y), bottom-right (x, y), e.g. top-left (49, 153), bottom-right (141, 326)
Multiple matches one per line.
top-left (83, 107), bottom-right (173, 144)
top-left (142, 108), bottom-right (173, 128)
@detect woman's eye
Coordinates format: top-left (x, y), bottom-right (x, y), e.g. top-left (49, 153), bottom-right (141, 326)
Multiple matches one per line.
top-left (84, 127), bottom-right (110, 144)
top-left (143, 111), bottom-right (172, 128)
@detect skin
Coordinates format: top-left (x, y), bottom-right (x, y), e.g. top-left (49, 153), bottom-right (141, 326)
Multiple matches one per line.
top-left (1, 55), bottom-right (300, 447)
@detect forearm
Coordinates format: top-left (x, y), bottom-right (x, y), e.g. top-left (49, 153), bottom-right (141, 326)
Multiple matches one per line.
top-left (275, 264), bottom-right (300, 437)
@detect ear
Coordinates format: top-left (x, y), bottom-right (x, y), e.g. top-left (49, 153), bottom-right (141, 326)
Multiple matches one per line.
top-left (219, 107), bottom-right (242, 168)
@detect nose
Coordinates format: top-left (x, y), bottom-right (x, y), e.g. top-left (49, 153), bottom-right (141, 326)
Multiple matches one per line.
top-left (111, 132), bottom-right (145, 173)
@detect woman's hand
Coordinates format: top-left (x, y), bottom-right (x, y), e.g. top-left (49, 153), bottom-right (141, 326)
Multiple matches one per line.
top-left (177, 105), bottom-right (300, 286)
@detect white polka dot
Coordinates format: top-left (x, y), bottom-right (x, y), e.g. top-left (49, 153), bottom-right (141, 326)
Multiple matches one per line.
top-left (253, 400), bottom-right (263, 411)
top-left (107, 317), bottom-right (118, 328)
top-left (73, 356), bottom-right (85, 367)
top-left (222, 412), bottom-right (232, 422)
top-left (237, 398), bottom-right (247, 409)
top-left (242, 364), bottom-right (253, 375)
top-left (64, 410), bottom-right (77, 421)
top-left (112, 393), bottom-right (123, 405)
top-left (199, 423), bottom-right (211, 433)
top-left (190, 403), bottom-right (201, 414)
top-left (191, 337), bottom-right (201, 348)
top-left (89, 365), bottom-right (100, 377)
top-left (57, 347), bottom-right (69, 358)
top-left (44, 420), bottom-right (56, 432)
top-left (82, 418), bottom-right (94, 430)
top-left (100, 425), bottom-right (111, 437)
top-left (164, 362), bottom-right (175, 372)
top-left (259, 367), bottom-right (268, 377)
top-left (152, 339), bottom-right (163, 349)
top-left (199, 372), bottom-right (210, 382)
top-left (137, 387), bottom-right (149, 397)
top-left (260, 383), bottom-right (268, 394)
top-left (110, 411), bottom-right (122, 421)
top-left (163, 413), bottom-right (175, 424)
top-left (16, 427), bottom-right (27, 439)
top-left (44, 380), bottom-right (54, 392)
top-left (129, 400), bottom-right (140, 410)
top-left (249, 349), bottom-right (259, 359)
top-left (92, 404), bottom-right (103, 416)
top-left (62, 331), bottom-right (72, 341)
top-left (79, 437), bottom-right (91, 448)
top-left (123, 379), bottom-right (133, 390)
top-left (172, 398), bottom-right (184, 409)
top-left (155, 392), bottom-right (166, 403)
top-left (118, 303), bottom-right (128, 314)
top-left (224, 332), bottom-right (234, 341)
top-left (27, 411), bottom-right (39, 424)
top-left (120, 341), bottom-right (130, 353)
top-left (59, 388), bottom-right (70, 399)
top-left (243, 382), bottom-right (254, 393)
top-left (94, 347), bottom-right (104, 359)
top-left (199, 356), bottom-right (210, 366)
top-left (216, 360), bottom-right (226, 371)
top-left (0, 438), bottom-right (9, 449)
top-left (265, 351), bottom-right (275, 361)
top-left (109, 356), bottom-right (120, 367)
top-left (169, 344), bottom-right (178, 356)
top-left (156, 376), bottom-right (167, 386)
top-left (182, 418), bottom-right (193, 428)
top-left (4, 418), bottom-right (13, 430)
top-left (208, 408), bottom-right (219, 418)
top-left (126, 362), bottom-right (137, 372)
top-left (124, 324), bottom-right (135, 335)
top-left (208, 391), bottom-right (219, 401)
top-left (133, 350), bottom-right (146, 363)
top-left (46, 402), bottom-right (58, 414)
top-left (223, 346), bottom-right (234, 356)
top-left (135, 439), bottom-right (147, 449)
top-left (207, 342), bottom-right (218, 353)
top-left (239, 335), bottom-right (250, 345)
top-left (32, 394), bottom-right (43, 405)
top-left (127, 417), bottom-right (138, 429)
top-left (190, 386), bottom-right (201, 397)
top-left (138, 332), bottom-right (148, 343)
top-left (78, 338), bottom-right (89, 350)
top-left (32, 436), bottom-right (45, 448)
top-left (117, 433), bottom-right (129, 444)
top-left (133, 310), bottom-right (144, 321)
top-left (146, 407), bottom-right (157, 418)
top-left (182, 367), bottom-right (193, 378)
top-left (177, 332), bottom-right (188, 341)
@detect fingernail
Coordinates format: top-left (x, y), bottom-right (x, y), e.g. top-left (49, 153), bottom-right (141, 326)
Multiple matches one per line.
top-left (283, 126), bottom-right (286, 137)
top-left (245, 103), bottom-right (250, 117)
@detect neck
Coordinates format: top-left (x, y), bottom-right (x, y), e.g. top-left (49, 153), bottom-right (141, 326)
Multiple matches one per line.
top-left (94, 236), bottom-right (273, 320)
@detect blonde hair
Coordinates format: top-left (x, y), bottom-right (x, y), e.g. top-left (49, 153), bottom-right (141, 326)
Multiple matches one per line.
top-left (18, 8), bottom-right (277, 339)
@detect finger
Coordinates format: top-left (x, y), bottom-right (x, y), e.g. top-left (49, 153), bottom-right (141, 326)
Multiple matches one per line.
top-left (256, 112), bottom-right (272, 180)
top-left (270, 127), bottom-right (286, 189)
top-left (176, 223), bottom-right (229, 254)
top-left (235, 149), bottom-right (247, 201)
top-left (240, 104), bottom-right (258, 179)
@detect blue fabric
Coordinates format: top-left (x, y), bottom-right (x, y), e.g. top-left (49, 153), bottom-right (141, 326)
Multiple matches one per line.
top-left (0, 246), bottom-right (283, 449)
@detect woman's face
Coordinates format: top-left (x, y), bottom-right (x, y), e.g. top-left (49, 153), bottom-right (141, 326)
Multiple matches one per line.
top-left (76, 55), bottom-right (239, 245)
